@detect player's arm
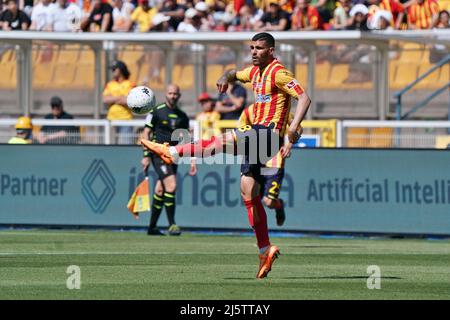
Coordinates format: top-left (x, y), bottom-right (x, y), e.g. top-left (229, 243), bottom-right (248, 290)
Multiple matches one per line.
top-left (275, 70), bottom-right (311, 144)
top-left (217, 66), bottom-right (254, 93)
top-left (288, 93), bottom-right (310, 143)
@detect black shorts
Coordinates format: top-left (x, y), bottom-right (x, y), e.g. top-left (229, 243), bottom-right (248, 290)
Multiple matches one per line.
top-left (150, 153), bottom-right (178, 180)
top-left (258, 167), bottom-right (285, 200)
top-left (233, 124), bottom-right (283, 178)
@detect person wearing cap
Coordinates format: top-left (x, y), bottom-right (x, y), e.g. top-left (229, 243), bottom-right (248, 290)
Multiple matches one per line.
top-left (176, 7), bottom-right (201, 31)
top-left (370, 9), bottom-right (393, 30)
top-left (128, 0), bottom-right (157, 32)
top-left (149, 12), bottom-right (171, 30)
top-left (1, 0), bottom-right (31, 31)
top-left (194, 1), bottom-right (214, 31)
top-left (103, 60), bottom-right (136, 144)
top-left (291, 0), bottom-right (323, 30)
top-left (36, 96), bottom-right (80, 144)
top-left (367, 0), bottom-right (406, 30)
top-left (254, 0), bottom-right (290, 31)
top-left (195, 92), bottom-right (221, 140)
top-left (80, 0), bottom-right (113, 32)
top-left (347, 3), bottom-right (370, 30)
top-left (9, 116), bottom-right (33, 144)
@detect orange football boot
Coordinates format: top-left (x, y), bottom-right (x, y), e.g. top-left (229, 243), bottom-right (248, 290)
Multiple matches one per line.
top-left (140, 139), bottom-right (174, 165)
top-left (256, 245), bottom-right (280, 279)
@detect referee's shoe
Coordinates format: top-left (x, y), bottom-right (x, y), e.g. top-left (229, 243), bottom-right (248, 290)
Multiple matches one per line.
top-left (168, 224), bottom-right (181, 236)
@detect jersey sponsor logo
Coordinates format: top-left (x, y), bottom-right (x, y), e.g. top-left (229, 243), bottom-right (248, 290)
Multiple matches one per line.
top-left (286, 79), bottom-right (299, 90)
top-left (255, 94), bottom-right (272, 103)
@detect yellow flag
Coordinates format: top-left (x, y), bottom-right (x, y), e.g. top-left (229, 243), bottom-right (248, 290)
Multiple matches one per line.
top-left (127, 178), bottom-right (150, 219)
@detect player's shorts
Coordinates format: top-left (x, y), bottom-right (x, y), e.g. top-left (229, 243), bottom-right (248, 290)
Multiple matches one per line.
top-left (233, 124), bottom-right (283, 178)
top-left (258, 167), bottom-right (285, 200)
top-left (150, 153), bottom-right (178, 180)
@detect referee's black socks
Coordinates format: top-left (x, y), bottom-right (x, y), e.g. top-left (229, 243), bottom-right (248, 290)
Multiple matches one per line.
top-left (149, 193), bottom-right (164, 229)
top-left (164, 191), bottom-right (176, 226)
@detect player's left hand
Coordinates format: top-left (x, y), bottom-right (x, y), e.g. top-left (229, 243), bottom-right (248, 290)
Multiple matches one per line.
top-left (287, 126), bottom-right (303, 144)
top-left (281, 141), bottom-right (293, 158)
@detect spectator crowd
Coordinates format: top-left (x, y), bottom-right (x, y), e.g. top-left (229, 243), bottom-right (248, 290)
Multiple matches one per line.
top-left (0, 0), bottom-right (449, 32)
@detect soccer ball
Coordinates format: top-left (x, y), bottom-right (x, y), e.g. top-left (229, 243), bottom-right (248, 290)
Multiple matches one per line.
top-left (127, 86), bottom-right (156, 115)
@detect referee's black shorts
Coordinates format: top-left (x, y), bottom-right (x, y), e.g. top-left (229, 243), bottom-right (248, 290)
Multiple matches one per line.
top-left (150, 153), bottom-right (178, 180)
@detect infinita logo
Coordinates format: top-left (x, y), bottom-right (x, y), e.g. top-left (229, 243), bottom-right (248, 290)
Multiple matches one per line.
top-left (82, 159), bottom-right (116, 214)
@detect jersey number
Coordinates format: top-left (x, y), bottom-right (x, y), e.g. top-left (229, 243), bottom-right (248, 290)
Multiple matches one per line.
top-left (269, 181), bottom-right (280, 195)
top-left (238, 125), bottom-right (252, 133)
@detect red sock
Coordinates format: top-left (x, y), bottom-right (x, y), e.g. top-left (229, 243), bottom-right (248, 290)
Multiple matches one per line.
top-left (175, 136), bottom-right (222, 157)
top-left (244, 196), bottom-right (270, 249)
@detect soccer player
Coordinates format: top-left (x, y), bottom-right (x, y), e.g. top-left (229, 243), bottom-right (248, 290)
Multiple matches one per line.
top-left (239, 103), bottom-right (298, 226)
top-left (142, 32), bottom-right (311, 278)
top-left (141, 84), bottom-right (197, 236)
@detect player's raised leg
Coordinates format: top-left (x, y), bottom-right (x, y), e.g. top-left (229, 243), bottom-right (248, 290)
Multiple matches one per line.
top-left (141, 130), bottom-right (236, 164)
top-left (241, 175), bottom-right (280, 279)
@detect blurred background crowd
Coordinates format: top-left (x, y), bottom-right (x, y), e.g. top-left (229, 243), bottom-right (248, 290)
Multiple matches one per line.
top-left (0, 0), bottom-right (449, 33)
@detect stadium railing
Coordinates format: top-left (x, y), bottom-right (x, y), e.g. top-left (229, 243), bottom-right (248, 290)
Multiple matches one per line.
top-left (341, 120), bottom-right (450, 149)
top-left (3, 118), bottom-right (449, 149)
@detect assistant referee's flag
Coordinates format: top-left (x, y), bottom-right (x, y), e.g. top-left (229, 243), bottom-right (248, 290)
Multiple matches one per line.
top-left (127, 176), bottom-right (150, 219)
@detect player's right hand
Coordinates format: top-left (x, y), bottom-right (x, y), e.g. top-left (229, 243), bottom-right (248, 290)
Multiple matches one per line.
top-left (141, 157), bottom-right (150, 171)
top-left (216, 77), bottom-right (229, 93)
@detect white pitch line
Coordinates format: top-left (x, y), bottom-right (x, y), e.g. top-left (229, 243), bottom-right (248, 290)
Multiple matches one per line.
top-left (0, 252), bottom-right (250, 256)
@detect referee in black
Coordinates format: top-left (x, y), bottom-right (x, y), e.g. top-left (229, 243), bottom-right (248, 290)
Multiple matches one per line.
top-left (141, 84), bottom-right (197, 236)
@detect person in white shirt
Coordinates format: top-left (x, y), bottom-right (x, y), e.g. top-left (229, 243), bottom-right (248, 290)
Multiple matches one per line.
top-left (176, 8), bottom-right (200, 32)
top-left (112, 0), bottom-right (134, 32)
top-left (29, 0), bottom-right (54, 31)
top-left (50, 0), bottom-right (82, 32)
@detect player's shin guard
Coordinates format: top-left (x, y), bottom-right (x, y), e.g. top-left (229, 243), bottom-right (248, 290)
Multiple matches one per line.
top-left (174, 136), bottom-right (223, 157)
top-left (164, 191), bottom-right (176, 225)
top-left (149, 193), bottom-right (164, 229)
top-left (244, 195), bottom-right (270, 249)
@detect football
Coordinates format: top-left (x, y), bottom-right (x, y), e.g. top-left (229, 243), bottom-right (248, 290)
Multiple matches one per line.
top-left (127, 86), bottom-right (156, 115)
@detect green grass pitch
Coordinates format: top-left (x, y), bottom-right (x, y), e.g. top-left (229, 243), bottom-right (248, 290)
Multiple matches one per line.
top-left (0, 229), bottom-right (449, 300)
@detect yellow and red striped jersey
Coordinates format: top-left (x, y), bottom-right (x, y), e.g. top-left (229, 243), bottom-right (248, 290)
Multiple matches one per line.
top-left (408, 0), bottom-right (439, 29)
top-left (238, 104), bottom-right (293, 169)
top-left (235, 58), bottom-right (304, 136)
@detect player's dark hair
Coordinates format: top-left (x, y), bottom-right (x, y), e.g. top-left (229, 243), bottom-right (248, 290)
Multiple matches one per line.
top-left (252, 32), bottom-right (275, 48)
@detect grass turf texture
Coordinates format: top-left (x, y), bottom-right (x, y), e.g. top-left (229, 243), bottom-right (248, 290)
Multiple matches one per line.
top-left (0, 230), bottom-right (449, 300)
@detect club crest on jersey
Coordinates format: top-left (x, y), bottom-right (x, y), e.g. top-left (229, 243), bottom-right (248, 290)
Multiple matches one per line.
top-left (256, 94), bottom-right (271, 103)
top-left (286, 79), bottom-right (299, 90)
